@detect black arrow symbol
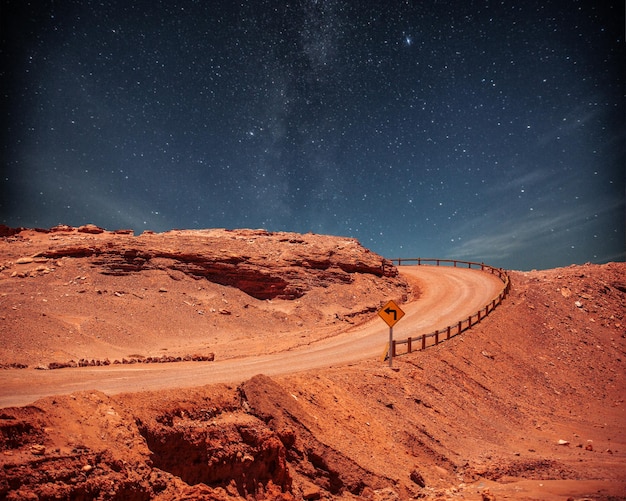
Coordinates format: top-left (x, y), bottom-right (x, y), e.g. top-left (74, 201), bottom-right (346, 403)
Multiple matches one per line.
top-left (384, 307), bottom-right (397, 320)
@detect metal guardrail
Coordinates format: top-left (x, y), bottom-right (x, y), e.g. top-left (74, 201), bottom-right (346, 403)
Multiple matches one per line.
top-left (387, 258), bottom-right (511, 357)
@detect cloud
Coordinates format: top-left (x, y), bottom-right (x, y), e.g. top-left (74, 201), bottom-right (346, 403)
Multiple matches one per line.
top-left (448, 195), bottom-right (624, 269)
top-left (482, 169), bottom-right (554, 198)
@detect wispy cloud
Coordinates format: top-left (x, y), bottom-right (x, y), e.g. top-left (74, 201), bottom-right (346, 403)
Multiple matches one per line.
top-left (448, 196), bottom-right (624, 269)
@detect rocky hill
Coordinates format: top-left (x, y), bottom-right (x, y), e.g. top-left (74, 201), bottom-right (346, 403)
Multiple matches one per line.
top-left (0, 225), bottom-right (407, 367)
top-left (0, 226), bottom-right (624, 500)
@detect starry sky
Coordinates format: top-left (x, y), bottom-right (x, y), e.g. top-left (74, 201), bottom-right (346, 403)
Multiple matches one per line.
top-left (1, 0), bottom-right (624, 270)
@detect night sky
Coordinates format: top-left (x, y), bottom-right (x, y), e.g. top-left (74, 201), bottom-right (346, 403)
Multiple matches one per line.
top-left (1, 1), bottom-right (624, 270)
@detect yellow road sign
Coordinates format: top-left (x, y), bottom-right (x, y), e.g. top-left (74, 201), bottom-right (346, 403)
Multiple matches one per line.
top-left (378, 300), bottom-right (405, 328)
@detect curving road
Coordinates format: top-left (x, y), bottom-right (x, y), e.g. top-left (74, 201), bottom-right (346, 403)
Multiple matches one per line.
top-left (0, 265), bottom-right (504, 408)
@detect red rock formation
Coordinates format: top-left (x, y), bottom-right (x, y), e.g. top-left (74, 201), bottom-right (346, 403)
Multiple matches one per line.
top-left (26, 227), bottom-right (401, 300)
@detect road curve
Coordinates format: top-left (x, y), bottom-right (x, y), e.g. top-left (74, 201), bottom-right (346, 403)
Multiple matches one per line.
top-left (0, 265), bottom-right (504, 408)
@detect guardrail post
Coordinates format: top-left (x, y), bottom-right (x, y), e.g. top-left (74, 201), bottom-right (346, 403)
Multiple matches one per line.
top-left (435, 329), bottom-right (439, 345)
top-left (468, 315), bottom-right (472, 328)
top-left (458, 320), bottom-right (462, 335)
top-left (446, 325), bottom-right (451, 339)
top-left (421, 335), bottom-right (426, 350)
top-left (407, 337), bottom-right (412, 353)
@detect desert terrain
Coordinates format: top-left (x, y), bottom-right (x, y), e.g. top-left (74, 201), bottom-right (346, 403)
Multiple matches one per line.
top-left (0, 225), bottom-right (624, 500)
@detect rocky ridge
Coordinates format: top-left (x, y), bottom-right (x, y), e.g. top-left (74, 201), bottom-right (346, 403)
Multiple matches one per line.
top-left (0, 225), bottom-right (408, 367)
top-left (2, 224), bottom-right (399, 300)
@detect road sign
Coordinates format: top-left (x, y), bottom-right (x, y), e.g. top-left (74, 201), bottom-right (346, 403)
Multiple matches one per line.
top-left (378, 300), bottom-right (405, 328)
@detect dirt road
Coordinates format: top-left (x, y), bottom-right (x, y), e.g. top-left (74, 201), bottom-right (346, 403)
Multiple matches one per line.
top-left (0, 265), bottom-right (504, 407)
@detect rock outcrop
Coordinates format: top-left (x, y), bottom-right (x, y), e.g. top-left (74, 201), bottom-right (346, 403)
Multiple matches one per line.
top-left (23, 226), bottom-right (400, 300)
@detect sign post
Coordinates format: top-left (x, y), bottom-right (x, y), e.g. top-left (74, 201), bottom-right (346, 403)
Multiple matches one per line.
top-left (388, 326), bottom-right (393, 367)
top-left (378, 300), bottom-right (405, 367)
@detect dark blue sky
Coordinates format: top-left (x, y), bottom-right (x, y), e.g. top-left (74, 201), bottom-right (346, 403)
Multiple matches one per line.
top-left (1, 0), bottom-right (624, 270)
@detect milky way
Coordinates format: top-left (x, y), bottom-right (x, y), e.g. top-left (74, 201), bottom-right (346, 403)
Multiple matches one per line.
top-left (1, 0), bottom-right (624, 270)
